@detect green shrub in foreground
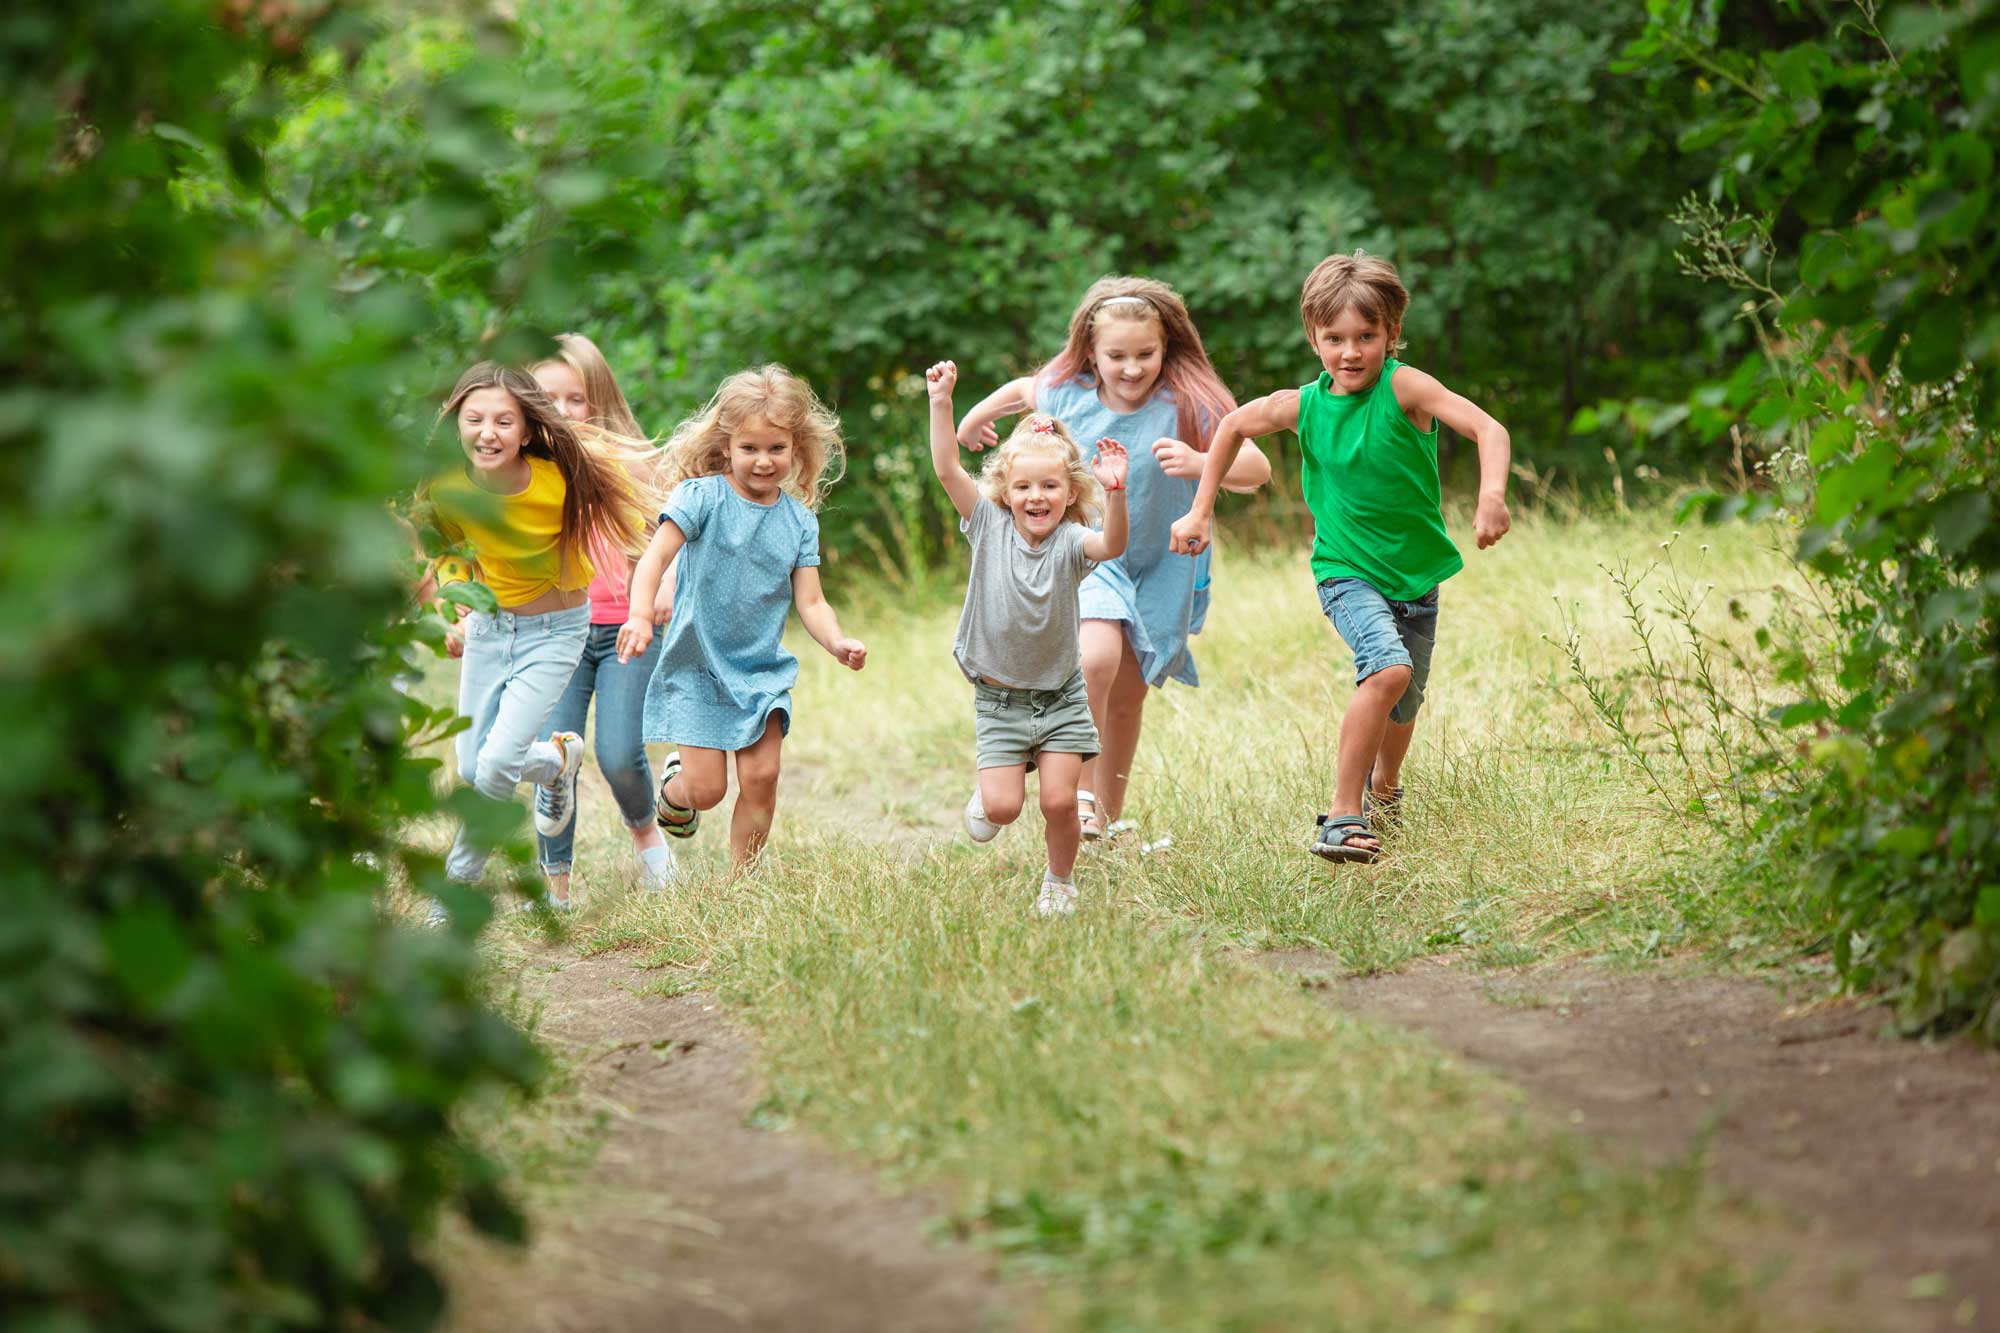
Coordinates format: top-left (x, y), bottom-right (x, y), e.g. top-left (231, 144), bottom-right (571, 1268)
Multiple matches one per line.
top-left (1, 5), bottom-right (547, 1327)
top-left (1612, 2), bottom-right (2000, 1036)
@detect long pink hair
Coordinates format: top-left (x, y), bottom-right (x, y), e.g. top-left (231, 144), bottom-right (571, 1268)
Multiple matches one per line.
top-left (1036, 275), bottom-right (1237, 449)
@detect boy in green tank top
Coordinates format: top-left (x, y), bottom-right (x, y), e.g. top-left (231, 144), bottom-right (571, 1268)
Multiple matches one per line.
top-left (1169, 252), bottom-right (1512, 863)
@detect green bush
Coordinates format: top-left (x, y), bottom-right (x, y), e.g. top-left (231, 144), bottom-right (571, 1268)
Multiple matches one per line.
top-left (1609, 0), bottom-right (2000, 1036)
top-left (1, 5), bottom-right (554, 1327)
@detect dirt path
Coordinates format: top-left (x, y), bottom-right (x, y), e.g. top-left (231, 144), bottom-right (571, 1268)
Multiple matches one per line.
top-left (1268, 953), bottom-right (2000, 1332)
top-left (444, 948), bottom-right (1012, 1333)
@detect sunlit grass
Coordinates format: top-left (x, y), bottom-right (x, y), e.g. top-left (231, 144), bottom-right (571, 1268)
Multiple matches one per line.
top-left (418, 503), bottom-right (1825, 1329)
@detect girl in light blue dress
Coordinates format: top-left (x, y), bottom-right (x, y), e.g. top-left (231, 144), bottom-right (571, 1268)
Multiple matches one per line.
top-left (957, 277), bottom-right (1272, 842)
top-left (618, 366), bottom-right (867, 870)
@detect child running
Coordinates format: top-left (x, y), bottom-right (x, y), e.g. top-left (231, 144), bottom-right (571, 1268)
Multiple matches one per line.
top-left (956, 276), bottom-right (1269, 845)
top-left (616, 365), bottom-right (865, 871)
top-left (419, 362), bottom-right (650, 908)
top-left (928, 359), bottom-right (1129, 917)
top-left (1168, 252), bottom-right (1512, 863)
top-left (528, 334), bottom-right (673, 904)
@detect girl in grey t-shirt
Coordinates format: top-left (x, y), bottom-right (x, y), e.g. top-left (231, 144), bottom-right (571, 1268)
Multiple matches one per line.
top-left (926, 360), bottom-right (1129, 917)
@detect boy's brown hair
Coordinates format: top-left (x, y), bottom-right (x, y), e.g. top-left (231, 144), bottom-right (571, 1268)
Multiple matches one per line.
top-left (1300, 251), bottom-right (1409, 345)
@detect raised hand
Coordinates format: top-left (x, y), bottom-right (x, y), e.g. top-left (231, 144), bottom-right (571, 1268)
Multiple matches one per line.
top-left (926, 360), bottom-right (957, 401)
top-left (1151, 436), bottom-right (1203, 479)
top-left (1091, 437), bottom-right (1130, 493)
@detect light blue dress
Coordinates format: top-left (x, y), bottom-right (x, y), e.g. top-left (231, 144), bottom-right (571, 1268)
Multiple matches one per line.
top-left (642, 474), bottom-right (820, 751)
top-left (1038, 375), bottom-right (1211, 687)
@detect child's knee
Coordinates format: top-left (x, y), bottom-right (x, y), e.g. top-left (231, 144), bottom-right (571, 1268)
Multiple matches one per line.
top-left (679, 767), bottom-right (730, 810)
top-left (1359, 662), bottom-right (1413, 699)
top-left (472, 751), bottom-right (522, 799)
top-left (983, 789), bottom-right (1025, 825)
top-left (735, 759), bottom-right (780, 806)
top-left (1037, 783), bottom-right (1076, 822)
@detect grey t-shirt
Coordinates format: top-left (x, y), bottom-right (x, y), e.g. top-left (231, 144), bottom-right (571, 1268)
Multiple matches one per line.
top-left (952, 499), bottom-right (1097, 690)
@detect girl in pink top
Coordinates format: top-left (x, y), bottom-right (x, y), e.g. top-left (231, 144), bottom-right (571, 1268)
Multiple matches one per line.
top-left (530, 334), bottom-right (674, 902)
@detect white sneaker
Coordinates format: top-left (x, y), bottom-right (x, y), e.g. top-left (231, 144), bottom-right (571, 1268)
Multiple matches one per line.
top-left (1034, 877), bottom-right (1077, 918)
top-left (534, 731), bottom-right (585, 837)
top-left (964, 790), bottom-right (1000, 844)
top-left (637, 843), bottom-right (675, 890)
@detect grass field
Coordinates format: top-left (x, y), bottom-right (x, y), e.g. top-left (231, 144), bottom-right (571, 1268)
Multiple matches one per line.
top-left (428, 503), bottom-right (1829, 1329)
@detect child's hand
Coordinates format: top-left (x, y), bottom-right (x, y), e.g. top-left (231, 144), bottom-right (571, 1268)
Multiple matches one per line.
top-left (926, 361), bottom-right (957, 402)
top-left (957, 422), bottom-right (1000, 451)
top-left (445, 625), bottom-right (464, 659)
top-left (1151, 437), bottom-right (1204, 479)
top-left (1474, 493), bottom-right (1512, 549)
top-left (616, 616), bottom-right (654, 664)
top-left (1092, 438), bottom-right (1129, 492)
top-left (1167, 509), bottom-right (1211, 557)
top-left (832, 637), bottom-right (867, 671)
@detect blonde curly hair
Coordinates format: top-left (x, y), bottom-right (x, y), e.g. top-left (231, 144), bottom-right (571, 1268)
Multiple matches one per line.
top-left (976, 413), bottom-right (1102, 527)
top-left (657, 364), bottom-right (844, 511)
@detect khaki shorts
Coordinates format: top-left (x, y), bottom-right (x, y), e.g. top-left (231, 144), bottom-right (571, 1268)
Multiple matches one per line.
top-left (973, 669), bottom-right (1099, 771)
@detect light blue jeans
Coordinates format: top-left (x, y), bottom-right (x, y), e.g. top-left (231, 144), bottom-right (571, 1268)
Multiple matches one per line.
top-left (536, 622), bottom-right (660, 875)
top-left (447, 604), bottom-right (590, 883)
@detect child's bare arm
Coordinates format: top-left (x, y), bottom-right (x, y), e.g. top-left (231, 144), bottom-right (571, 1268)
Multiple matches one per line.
top-left (791, 567), bottom-right (867, 670)
top-left (956, 375), bottom-right (1036, 450)
top-left (1393, 367), bottom-right (1512, 549)
top-left (617, 520), bottom-right (686, 662)
top-left (1082, 439), bottom-right (1130, 562)
top-left (1167, 390), bottom-right (1300, 556)
top-left (925, 361), bottom-right (981, 520)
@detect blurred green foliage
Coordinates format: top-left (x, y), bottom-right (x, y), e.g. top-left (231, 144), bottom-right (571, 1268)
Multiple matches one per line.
top-left (1610, 0), bottom-right (2000, 1037)
top-left (262, 0), bottom-right (1743, 573)
top-left (0, 3), bottom-right (570, 1327)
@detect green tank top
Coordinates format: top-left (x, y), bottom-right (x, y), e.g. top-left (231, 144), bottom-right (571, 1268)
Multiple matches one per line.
top-left (1295, 359), bottom-right (1463, 602)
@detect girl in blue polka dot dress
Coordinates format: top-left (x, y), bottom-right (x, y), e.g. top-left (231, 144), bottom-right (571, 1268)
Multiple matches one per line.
top-left (617, 366), bottom-right (866, 870)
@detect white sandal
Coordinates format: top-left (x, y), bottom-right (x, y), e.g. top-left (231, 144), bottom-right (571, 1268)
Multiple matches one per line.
top-left (1077, 789), bottom-right (1104, 840)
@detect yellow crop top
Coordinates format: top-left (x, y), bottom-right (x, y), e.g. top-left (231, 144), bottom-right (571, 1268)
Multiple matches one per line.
top-left (428, 456), bottom-right (594, 607)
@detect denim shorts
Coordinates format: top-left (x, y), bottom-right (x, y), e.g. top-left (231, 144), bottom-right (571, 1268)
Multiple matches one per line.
top-left (973, 669), bottom-right (1100, 770)
top-left (1316, 577), bottom-right (1439, 725)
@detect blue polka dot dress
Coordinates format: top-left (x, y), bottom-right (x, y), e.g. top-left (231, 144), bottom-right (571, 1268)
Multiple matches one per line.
top-left (641, 474), bottom-right (821, 751)
top-left (1039, 375), bottom-right (1210, 687)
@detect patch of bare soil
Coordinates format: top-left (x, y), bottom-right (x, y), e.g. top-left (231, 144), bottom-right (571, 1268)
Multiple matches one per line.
top-left (1269, 953), bottom-right (2000, 1333)
top-left (444, 948), bottom-right (1012, 1333)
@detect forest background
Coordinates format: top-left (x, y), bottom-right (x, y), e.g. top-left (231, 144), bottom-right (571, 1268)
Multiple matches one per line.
top-left (7, 0), bottom-right (1997, 1328)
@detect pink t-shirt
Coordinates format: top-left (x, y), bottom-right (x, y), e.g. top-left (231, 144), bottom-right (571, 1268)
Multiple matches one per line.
top-left (587, 531), bottom-right (633, 625)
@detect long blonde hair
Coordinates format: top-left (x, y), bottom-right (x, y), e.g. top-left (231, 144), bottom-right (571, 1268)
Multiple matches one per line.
top-left (976, 413), bottom-right (1102, 527)
top-left (534, 331), bottom-right (664, 515)
top-left (657, 364), bottom-right (844, 511)
top-left (428, 362), bottom-right (651, 580)
top-left (1038, 275), bottom-right (1238, 450)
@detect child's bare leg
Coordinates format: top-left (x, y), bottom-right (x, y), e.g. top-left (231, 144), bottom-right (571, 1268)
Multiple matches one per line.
top-left (1034, 752), bottom-right (1084, 878)
top-left (666, 745), bottom-right (729, 812)
top-left (1078, 621), bottom-right (1141, 825)
top-left (977, 764), bottom-right (1028, 827)
top-left (728, 720), bottom-right (785, 868)
top-left (1374, 717), bottom-right (1417, 793)
top-left (1332, 665), bottom-right (1412, 836)
top-left (1093, 661), bottom-right (1148, 824)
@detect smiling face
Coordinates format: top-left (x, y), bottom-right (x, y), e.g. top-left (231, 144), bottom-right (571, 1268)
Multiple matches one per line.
top-left (1309, 307), bottom-right (1395, 394)
top-left (456, 385), bottom-right (532, 489)
top-left (1090, 313), bottom-right (1164, 412)
top-left (533, 359), bottom-right (590, 424)
top-left (726, 414), bottom-right (794, 502)
top-left (1002, 450), bottom-right (1074, 544)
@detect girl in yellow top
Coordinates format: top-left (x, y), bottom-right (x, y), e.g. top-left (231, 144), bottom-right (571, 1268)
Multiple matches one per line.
top-left (418, 362), bottom-right (650, 905)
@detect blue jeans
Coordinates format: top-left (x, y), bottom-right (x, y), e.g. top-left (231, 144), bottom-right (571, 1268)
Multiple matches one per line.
top-left (536, 622), bottom-right (661, 874)
top-left (447, 604), bottom-right (590, 883)
top-left (1316, 577), bottom-right (1439, 725)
